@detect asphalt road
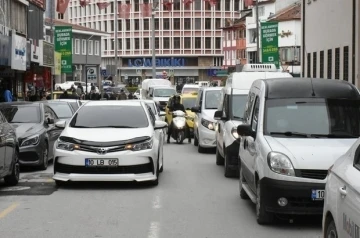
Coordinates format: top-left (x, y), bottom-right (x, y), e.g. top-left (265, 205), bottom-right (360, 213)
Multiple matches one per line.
top-left (0, 141), bottom-right (322, 238)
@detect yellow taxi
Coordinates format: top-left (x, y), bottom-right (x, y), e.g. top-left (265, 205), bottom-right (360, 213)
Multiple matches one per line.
top-left (165, 92), bottom-right (197, 137)
top-left (52, 91), bottom-right (75, 99)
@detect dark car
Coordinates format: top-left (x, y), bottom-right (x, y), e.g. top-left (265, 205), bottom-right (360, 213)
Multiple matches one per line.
top-left (0, 110), bottom-right (19, 185)
top-left (0, 102), bottom-right (63, 170)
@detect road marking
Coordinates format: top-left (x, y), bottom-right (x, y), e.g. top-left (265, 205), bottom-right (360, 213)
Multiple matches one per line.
top-left (152, 195), bottom-right (161, 209)
top-left (0, 203), bottom-right (19, 219)
top-left (147, 221), bottom-right (160, 238)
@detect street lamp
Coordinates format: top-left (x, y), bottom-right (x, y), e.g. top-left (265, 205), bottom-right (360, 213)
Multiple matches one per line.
top-left (84, 34), bottom-right (94, 94)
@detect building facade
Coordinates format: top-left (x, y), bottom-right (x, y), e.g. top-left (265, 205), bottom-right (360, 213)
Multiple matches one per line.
top-left (302, 0), bottom-right (359, 87)
top-left (67, 0), bottom-right (242, 84)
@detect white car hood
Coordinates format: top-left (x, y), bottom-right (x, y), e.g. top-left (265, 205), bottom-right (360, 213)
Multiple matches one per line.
top-left (202, 109), bottom-right (217, 122)
top-left (62, 127), bottom-right (152, 142)
top-left (264, 136), bottom-right (357, 170)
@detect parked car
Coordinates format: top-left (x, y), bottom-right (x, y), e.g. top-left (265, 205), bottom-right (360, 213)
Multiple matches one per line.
top-left (55, 99), bottom-right (83, 111)
top-left (0, 102), bottom-right (63, 170)
top-left (191, 87), bottom-right (223, 153)
top-left (0, 110), bottom-right (19, 185)
top-left (55, 81), bottom-right (84, 91)
top-left (41, 101), bottom-right (75, 121)
top-left (237, 78), bottom-right (360, 224)
top-left (52, 100), bottom-right (168, 186)
top-left (181, 84), bottom-right (200, 94)
top-left (322, 139), bottom-right (360, 237)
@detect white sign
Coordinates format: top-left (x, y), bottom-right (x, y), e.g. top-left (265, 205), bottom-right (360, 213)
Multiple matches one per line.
top-left (11, 33), bottom-right (27, 71)
top-left (86, 66), bottom-right (97, 83)
top-left (169, 69), bottom-right (174, 76)
top-left (31, 42), bottom-right (41, 63)
top-left (136, 69), bottom-right (141, 75)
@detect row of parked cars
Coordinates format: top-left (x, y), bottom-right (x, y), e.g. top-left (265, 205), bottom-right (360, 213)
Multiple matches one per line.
top-left (192, 64), bottom-right (359, 237)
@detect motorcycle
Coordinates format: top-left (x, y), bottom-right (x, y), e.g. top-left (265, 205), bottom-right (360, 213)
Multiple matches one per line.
top-left (170, 110), bottom-right (186, 144)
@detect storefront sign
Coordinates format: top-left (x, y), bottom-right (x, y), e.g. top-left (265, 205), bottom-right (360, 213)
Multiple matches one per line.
top-left (0, 34), bottom-right (10, 66)
top-left (54, 52), bottom-right (61, 75)
top-left (128, 58), bottom-right (185, 67)
top-left (261, 22), bottom-right (279, 68)
top-left (41, 40), bottom-right (54, 67)
top-left (55, 26), bottom-right (72, 73)
top-left (31, 42), bottom-right (41, 63)
top-left (28, 0), bottom-right (45, 10)
top-left (86, 66), bottom-right (97, 83)
top-left (11, 33), bottom-right (27, 71)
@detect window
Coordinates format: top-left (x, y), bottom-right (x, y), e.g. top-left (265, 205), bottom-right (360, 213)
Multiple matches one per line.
top-left (184, 37), bottom-right (191, 49)
top-left (258, 6), bottom-right (265, 16)
top-left (335, 48), bottom-right (340, 79)
top-left (155, 19), bottom-right (159, 30)
top-left (126, 39), bottom-right (131, 49)
top-left (215, 19), bottom-right (221, 29)
top-left (174, 18), bottom-right (180, 30)
top-left (111, 20), bottom-right (114, 32)
top-left (0, 106), bottom-right (40, 123)
top-left (327, 49), bottom-right (332, 79)
top-left (307, 53), bottom-right (311, 77)
top-left (194, 0), bottom-right (201, 10)
top-left (134, 19), bottom-right (140, 30)
top-left (205, 91), bottom-right (222, 109)
top-left (70, 106), bottom-right (149, 128)
top-left (87, 40), bottom-right (93, 55)
top-left (205, 18), bottom-right (211, 29)
top-left (184, 18), bottom-right (191, 29)
top-left (234, 0), bottom-right (239, 11)
top-left (135, 38), bottom-right (140, 49)
top-left (195, 37), bottom-right (201, 49)
top-left (81, 40), bottom-right (87, 55)
top-left (146, 106), bottom-right (156, 126)
top-left (222, 95), bottom-right (229, 118)
top-left (195, 18), bottom-right (201, 29)
top-left (251, 97), bottom-right (260, 132)
top-left (225, 0), bottom-right (231, 11)
top-left (174, 37), bottom-right (180, 49)
top-left (313, 52), bottom-right (317, 78)
top-left (126, 19), bottom-right (131, 31)
top-left (134, 0), bottom-right (140, 11)
top-left (47, 103), bottom-right (73, 119)
top-left (144, 19), bottom-right (149, 30)
top-left (95, 41), bottom-right (100, 55)
top-left (319, 51), bottom-right (324, 78)
top-left (163, 37), bottom-right (170, 49)
top-left (343, 46), bottom-right (349, 81)
top-left (118, 20), bottom-right (122, 31)
top-left (164, 19), bottom-right (170, 30)
top-left (118, 39), bottom-right (122, 50)
top-left (205, 37), bottom-right (211, 49)
top-left (75, 39), bottom-right (80, 54)
top-left (58, 13), bottom-right (64, 19)
top-left (215, 38), bottom-right (221, 49)
top-left (173, 0), bottom-right (181, 10)
top-left (155, 37), bottom-right (159, 49)
top-left (144, 38), bottom-right (149, 49)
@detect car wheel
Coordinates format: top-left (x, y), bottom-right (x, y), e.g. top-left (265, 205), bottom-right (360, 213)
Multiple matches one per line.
top-left (194, 131), bottom-right (199, 146)
top-left (150, 158), bottom-right (160, 186)
top-left (4, 150), bottom-right (20, 186)
top-left (216, 146), bottom-right (224, 165)
top-left (55, 180), bottom-right (65, 187)
top-left (256, 180), bottom-right (273, 224)
top-left (239, 167), bottom-right (249, 199)
top-left (224, 152), bottom-right (233, 177)
top-left (159, 147), bottom-right (164, 173)
top-left (39, 143), bottom-right (49, 171)
top-left (326, 220), bottom-right (338, 238)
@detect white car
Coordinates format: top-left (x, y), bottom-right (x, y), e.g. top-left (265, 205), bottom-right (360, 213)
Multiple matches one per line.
top-left (55, 81), bottom-right (84, 91)
top-left (181, 84), bottom-right (200, 94)
top-left (138, 99), bottom-right (167, 140)
top-left (52, 100), bottom-right (168, 186)
top-left (322, 139), bottom-right (360, 238)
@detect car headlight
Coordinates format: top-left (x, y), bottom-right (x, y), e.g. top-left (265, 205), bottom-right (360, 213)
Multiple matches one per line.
top-left (56, 139), bottom-right (79, 151)
top-left (125, 139), bottom-right (153, 151)
top-left (231, 127), bottom-right (239, 139)
top-left (267, 152), bottom-right (295, 177)
top-left (201, 118), bottom-right (215, 130)
top-left (21, 134), bottom-right (40, 147)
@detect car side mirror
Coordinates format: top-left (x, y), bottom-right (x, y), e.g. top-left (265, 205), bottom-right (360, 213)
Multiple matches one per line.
top-left (55, 120), bottom-right (66, 129)
top-left (154, 120), bottom-right (168, 130)
top-left (237, 124), bottom-right (254, 137)
top-left (191, 106), bottom-right (200, 113)
top-left (214, 110), bottom-right (225, 120)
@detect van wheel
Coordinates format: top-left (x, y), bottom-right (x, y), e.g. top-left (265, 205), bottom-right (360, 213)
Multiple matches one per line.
top-left (224, 153), bottom-right (233, 177)
top-left (256, 180), bottom-right (273, 225)
top-left (326, 220), bottom-right (338, 238)
top-left (239, 167), bottom-right (249, 199)
top-left (216, 147), bottom-right (224, 165)
top-left (194, 133), bottom-right (199, 146)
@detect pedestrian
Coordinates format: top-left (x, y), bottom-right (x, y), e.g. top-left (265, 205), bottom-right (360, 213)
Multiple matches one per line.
top-left (118, 89), bottom-right (127, 100)
top-left (128, 92), bottom-right (134, 99)
top-left (3, 86), bottom-right (12, 102)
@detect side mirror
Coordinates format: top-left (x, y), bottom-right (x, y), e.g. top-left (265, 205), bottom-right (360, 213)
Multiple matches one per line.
top-left (159, 111), bottom-right (166, 116)
top-left (55, 120), bottom-right (66, 129)
top-left (214, 110), bottom-right (224, 120)
top-left (191, 106), bottom-right (200, 113)
top-left (154, 120), bottom-right (168, 130)
top-left (47, 118), bottom-right (54, 124)
top-left (237, 124), bottom-right (253, 137)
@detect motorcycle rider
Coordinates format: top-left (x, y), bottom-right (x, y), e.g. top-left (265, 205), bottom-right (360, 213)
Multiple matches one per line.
top-left (167, 95), bottom-right (190, 143)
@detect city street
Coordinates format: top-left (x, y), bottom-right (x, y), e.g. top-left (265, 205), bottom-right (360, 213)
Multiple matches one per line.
top-left (0, 143), bottom-right (322, 238)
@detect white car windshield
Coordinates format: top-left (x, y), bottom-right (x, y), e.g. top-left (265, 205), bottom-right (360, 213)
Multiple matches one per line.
top-left (69, 105), bottom-right (149, 128)
top-left (205, 90), bottom-right (221, 109)
top-left (265, 98), bottom-right (360, 138)
top-left (232, 95), bottom-right (247, 120)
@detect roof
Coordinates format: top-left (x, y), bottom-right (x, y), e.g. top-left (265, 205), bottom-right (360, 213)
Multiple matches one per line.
top-left (268, 1), bottom-right (301, 22)
top-left (263, 78), bottom-right (360, 99)
top-left (45, 18), bottom-right (109, 36)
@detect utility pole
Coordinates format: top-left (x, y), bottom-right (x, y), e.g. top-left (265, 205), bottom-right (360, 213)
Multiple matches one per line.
top-left (255, 0), bottom-right (260, 63)
top-left (151, 2), bottom-right (158, 79)
top-left (114, 0), bottom-right (119, 83)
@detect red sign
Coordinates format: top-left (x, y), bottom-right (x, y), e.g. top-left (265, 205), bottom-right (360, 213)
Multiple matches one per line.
top-left (28, 0), bottom-right (46, 10)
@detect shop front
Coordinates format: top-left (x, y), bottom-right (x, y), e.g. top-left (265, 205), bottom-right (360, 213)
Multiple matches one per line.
top-left (0, 33), bottom-right (12, 96)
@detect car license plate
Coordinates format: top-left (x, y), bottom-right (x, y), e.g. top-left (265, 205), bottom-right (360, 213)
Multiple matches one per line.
top-left (85, 158), bottom-right (118, 167)
top-left (311, 189), bottom-right (325, 200)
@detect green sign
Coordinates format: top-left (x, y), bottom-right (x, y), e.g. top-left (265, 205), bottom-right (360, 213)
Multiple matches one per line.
top-left (55, 26), bottom-right (72, 73)
top-left (261, 22), bottom-right (279, 68)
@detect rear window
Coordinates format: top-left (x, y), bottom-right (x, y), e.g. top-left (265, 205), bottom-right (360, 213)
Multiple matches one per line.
top-left (70, 105), bottom-right (149, 128)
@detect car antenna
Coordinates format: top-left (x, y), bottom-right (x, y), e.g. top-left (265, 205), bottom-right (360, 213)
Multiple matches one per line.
top-left (310, 79), bottom-right (316, 97)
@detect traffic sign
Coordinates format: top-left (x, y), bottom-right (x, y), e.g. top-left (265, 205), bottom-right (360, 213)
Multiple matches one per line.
top-left (86, 67), bottom-right (97, 82)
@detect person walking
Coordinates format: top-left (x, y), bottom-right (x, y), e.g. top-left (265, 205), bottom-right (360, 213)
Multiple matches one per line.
top-left (3, 86), bottom-right (13, 102)
top-left (118, 89), bottom-right (127, 100)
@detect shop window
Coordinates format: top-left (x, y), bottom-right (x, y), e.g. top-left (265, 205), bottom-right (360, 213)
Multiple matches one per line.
top-left (343, 46), bottom-right (349, 81)
top-left (173, 18), bottom-right (180, 30)
top-left (144, 19), bottom-right (149, 30)
top-left (174, 37), bottom-right (180, 49)
top-left (319, 51), bottom-right (324, 78)
top-left (163, 37), bottom-right (170, 49)
top-left (144, 38), bottom-right (149, 49)
top-left (164, 19), bottom-right (170, 30)
top-left (313, 52), bottom-right (317, 78)
top-left (327, 49), bottom-right (332, 79)
top-left (134, 19), bottom-right (140, 30)
top-left (307, 53), bottom-right (311, 77)
top-left (134, 38), bottom-right (140, 49)
top-left (184, 18), bottom-right (191, 30)
top-left (205, 19), bottom-right (211, 30)
top-left (335, 47), bottom-right (340, 79)
top-left (205, 37), bottom-right (211, 49)
top-left (195, 37), bottom-right (201, 49)
top-left (215, 38), bottom-right (221, 49)
top-left (184, 37), bottom-right (191, 49)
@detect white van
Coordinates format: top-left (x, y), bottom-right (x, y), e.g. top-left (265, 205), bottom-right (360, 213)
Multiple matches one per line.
top-left (214, 64), bottom-right (292, 177)
top-left (237, 78), bottom-right (360, 224)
